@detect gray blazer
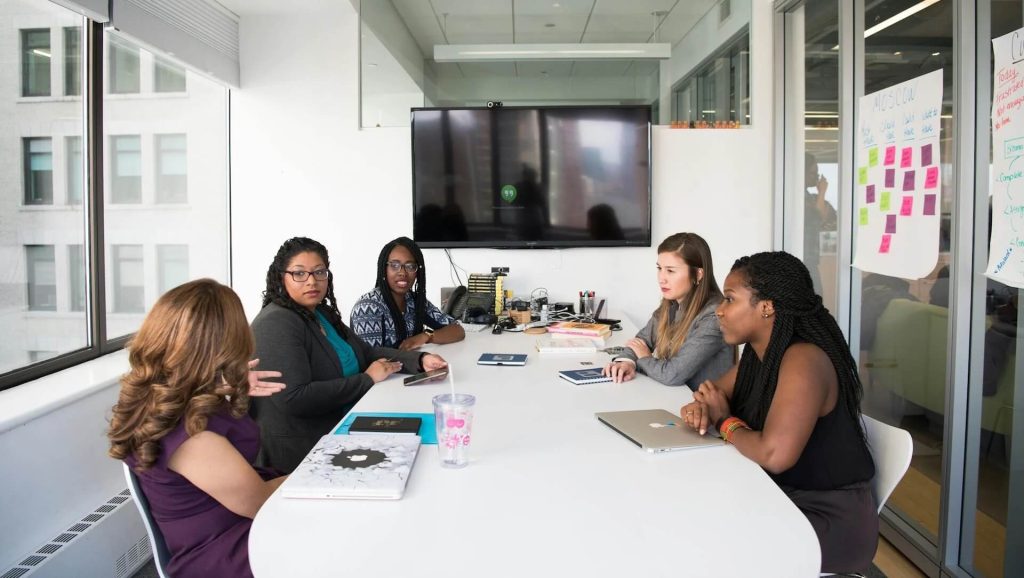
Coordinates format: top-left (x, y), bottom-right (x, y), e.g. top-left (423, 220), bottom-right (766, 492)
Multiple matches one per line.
top-left (616, 299), bottom-right (734, 390)
top-left (249, 302), bottom-right (424, 473)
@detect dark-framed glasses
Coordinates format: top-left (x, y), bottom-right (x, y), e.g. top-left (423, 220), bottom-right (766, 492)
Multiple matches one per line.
top-left (386, 260), bottom-right (420, 273)
top-left (284, 268), bottom-right (330, 282)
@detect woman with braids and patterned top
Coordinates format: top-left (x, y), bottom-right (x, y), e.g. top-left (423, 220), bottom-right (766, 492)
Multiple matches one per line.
top-left (249, 237), bottom-right (448, 473)
top-left (681, 251), bottom-right (877, 574)
top-left (602, 232), bottom-right (734, 389)
top-left (350, 236), bottom-right (465, 349)
top-left (108, 279), bottom-right (287, 578)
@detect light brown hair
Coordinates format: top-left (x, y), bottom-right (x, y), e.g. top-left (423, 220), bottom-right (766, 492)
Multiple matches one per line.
top-left (653, 232), bottom-right (723, 359)
top-left (108, 279), bottom-right (253, 471)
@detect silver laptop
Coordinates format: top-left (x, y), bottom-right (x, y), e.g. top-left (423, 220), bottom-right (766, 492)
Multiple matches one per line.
top-left (595, 409), bottom-right (723, 453)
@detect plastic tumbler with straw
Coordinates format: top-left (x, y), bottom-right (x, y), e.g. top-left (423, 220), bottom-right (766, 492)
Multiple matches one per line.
top-left (432, 366), bottom-right (475, 468)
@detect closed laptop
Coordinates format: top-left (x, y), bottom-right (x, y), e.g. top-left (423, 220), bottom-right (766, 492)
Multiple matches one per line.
top-left (595, 409), bottom-right (723, 453)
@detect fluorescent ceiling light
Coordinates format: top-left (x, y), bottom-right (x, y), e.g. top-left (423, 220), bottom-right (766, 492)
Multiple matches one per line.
top-left (434, 43), bottom-right (671, 62)
top-left (864, 0), bottom-right (940, 38)
top-left (32, 49), bottom-right (51, 58)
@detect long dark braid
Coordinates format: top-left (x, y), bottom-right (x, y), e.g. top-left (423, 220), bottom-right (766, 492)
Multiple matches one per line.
top-left (374, 237), bottom-right (427, 344)
top-left (261, 237), bottom-right (346, 333)
top-left (730, 251), bottom-right (866, 442)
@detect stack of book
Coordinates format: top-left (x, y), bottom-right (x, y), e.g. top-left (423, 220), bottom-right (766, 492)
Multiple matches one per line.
top-left (545, 321), bottom-right (612, 346)
top-left (535, 337), bottom-right (598, 355)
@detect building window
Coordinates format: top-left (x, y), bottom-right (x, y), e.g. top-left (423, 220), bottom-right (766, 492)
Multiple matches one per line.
top-left (21, 28), bottom-right (51, 97)
top-left (69, 244), bottom-right (86, 312)
top-left (112, 245), bottom-right (144, 313)
top-left (154, 58), bottom-right (186, 92)
top-left (157, 245), bottom-right (189, 294)
top-left (28, 351), bottom-right (59, 363)
top-left (672, 31), bottom-right (750, 126)
top-left (156, 134), bottom-right (187, 203)
top-left (64, 26), bottom-right (81, 96)
top-left (66, 136), bottom-right (83, 204)
top-left (109, 39), bottom-right (140, 94)
top-left (24, 138), bottom-right (53, 205)
top-left (26, 245), bottom-right (56, 311)
top-left (110, 135), bottom-right (142, 203)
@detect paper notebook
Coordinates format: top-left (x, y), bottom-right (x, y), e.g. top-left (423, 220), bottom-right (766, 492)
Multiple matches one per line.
top-left (558, 368), bottom-right (613, 385)
top-left (335, 412), bottom-right (437, 444)
top-left (281, 434), bottom-right (421, 500)
top-left (478, 353), bottom-right (528, 366)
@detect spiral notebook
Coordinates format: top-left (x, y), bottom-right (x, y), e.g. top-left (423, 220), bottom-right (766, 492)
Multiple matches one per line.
top-left (281, 434), bottom-right (421, 500)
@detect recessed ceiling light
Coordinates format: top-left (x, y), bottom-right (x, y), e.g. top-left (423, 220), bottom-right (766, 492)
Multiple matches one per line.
top-left (894, 51), bottom-right (902, 55)
top-left (553, 2), bottom-right (561, 7)
top-left (932, 52), bottom-right (940, 56)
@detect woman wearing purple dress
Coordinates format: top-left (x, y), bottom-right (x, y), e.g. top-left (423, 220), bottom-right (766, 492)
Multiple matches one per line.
top-left (108, 279), bottom-right (287, 577)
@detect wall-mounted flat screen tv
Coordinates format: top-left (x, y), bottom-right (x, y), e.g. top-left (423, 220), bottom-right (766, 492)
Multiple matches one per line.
top-left (411, 105), bottom-right (652, 248)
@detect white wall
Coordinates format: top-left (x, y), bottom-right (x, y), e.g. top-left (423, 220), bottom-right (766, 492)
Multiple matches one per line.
top-left (231, 0), bottom-right (774, 328)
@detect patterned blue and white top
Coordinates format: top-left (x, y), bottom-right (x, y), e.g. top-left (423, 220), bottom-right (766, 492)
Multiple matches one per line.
top-left (350, 287), bottom-right (456, 348)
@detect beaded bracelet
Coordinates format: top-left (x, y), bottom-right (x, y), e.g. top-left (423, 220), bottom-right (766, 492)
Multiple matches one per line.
top-left (719, 417), bottom-right (750, 443)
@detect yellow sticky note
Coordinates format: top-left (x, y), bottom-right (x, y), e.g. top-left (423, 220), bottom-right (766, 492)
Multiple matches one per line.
top-left (859, 207), bottom-right (869, 226)
top-left (858, 167), bottom-right (869, 185)
top-left (880, 191), bottom-right (891, 211)
top-left (868, 147), bottom-right (879, 167)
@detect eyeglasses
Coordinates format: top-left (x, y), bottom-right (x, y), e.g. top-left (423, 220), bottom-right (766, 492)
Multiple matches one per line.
top-left (284, 268), bottom-right (329, 282)
top-left (386, 260), bottom-right (420, 274)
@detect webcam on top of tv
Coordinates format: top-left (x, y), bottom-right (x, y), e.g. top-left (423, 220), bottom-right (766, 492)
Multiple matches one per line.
top-left (486, 100), bottom-right (504, 108)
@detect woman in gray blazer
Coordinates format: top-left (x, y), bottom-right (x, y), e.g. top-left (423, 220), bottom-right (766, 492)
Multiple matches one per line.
top-left (603, 232), bottom-right (734, 390)
top-left (250, 237), bottom-right (447, 473)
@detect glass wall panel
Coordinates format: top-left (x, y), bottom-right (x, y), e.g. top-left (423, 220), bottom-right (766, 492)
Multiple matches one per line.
top-left (857, 0), bottom-right (953, 555)
top-left (0, 1), bottom-right (88, 376)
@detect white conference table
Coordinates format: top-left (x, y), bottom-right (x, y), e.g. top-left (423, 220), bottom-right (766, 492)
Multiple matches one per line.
top-left (250, 323), bottom-right (821, 577)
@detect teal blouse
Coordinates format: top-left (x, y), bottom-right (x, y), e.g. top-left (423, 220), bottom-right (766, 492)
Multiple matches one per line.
top-left (315, 310), bottom-right (360, 377)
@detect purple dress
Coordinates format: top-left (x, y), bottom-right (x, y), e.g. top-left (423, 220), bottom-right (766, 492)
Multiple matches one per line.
top-left (125, 409), bottom-right (278, 578)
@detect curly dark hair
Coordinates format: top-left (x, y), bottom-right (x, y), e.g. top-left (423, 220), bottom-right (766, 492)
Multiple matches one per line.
top-left (729, 251), bottom-right (866, 441)
top-left (262, 237), bottom-right (345, 331)
top-left (375, 236), bottom-right (427, 344)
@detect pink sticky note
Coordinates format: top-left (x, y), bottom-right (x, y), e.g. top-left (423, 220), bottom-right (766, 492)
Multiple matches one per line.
top-left (884, 146), bottom-right (896, 166)
top-left (900, 196), bottom-right (914, 216)
top-left (885, 214), bottom-right (896, 234)
top-left (902, 170), bottom-right (916, 191)
top-left (866, 184), bottom-right (876, 203)
top-left (921, 143), bottom-right (933, 166)
top-left (885, 169), bottom-right (895, 188)
top-left (900, 147), bottom-right (913, 168)
top-left (925, 166), bottom-right (939, 189)
top-left (923, 194), bottom-right (937, 216)
top-left (879, 234), bottom-right (892, 254)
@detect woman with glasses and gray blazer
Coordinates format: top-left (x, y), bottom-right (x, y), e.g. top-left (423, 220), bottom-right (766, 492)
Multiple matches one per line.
top-left (249, 237), bottom-right (448, 473)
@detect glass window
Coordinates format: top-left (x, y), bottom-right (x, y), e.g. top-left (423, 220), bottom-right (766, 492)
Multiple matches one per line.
top-left (68, 244), bottom-right (86, 312)
top-left (110, 135), bottom-right (142, 203)
top-left (64, 26), bottom-right (80, 96)
top-left (26, 245), bottom-right (56, 311)
top-left (112, 244), bottom-right (144, 313)
top-left (23, 137), bottom-right (53, 205)
top-left (66, 136), bottom-right (82, 205)
top-left (21, 28), bottom-right (51, 97)
top-left (109, 38), bottom-right (140, 94)
top-left (157, 245), bottom-right (188, 295)
top-left (154, 58), bottom-right (186, 93)
top-left (156, 134), bottom-right (187, 203)
top-left (671, 32), bottom-right (750, 126)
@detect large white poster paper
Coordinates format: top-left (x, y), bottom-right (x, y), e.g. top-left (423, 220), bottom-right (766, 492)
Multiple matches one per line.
top-left (853, 70), bottom-right (943, 279)
top-left (987, 29), bottom-right (1024, 288)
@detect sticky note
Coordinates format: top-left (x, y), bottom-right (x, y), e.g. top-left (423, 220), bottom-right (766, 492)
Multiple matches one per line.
top-left (885, 214), bottom-right (896, 234)
top-left (866, 184), bottom-right (876, 203)
top-left (880, 191), bottom-right (891, 211)
top-left (858, 167), bottom-right (869, 185)
top-left (925, 166), bottom-right (939, 189)
top-left (869, 147), bottom-right (879, 167)
top-left (900, 196), bottom-right (914, 216)
top-left (921, 143), bottom-right (933, 166)
top-left (902, 170), bottom-right (916, 191)
top-left (885, 169), bottom-right (895, 188)
top-left (884, 146), bottom-right (896, 166)
top-left (879, 234), bottom-right (892, 254)
top-left (901, 147), bottom-right (913, 168)
top-left (860, 207), bottom-right (869, 225)
top-left (924, 194), bottom-right (937, 216)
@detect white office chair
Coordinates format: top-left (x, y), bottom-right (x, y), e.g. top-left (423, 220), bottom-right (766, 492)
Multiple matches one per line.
top-left (821, 415), bottom-right (914, 577)
top-left (123, 463), bottom-right (172, 578)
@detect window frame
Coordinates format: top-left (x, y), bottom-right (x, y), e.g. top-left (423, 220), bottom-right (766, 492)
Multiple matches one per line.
top-left (23, 137), bottom-right (54, 205)
top-left (21, 28), bottom-right (51, 97)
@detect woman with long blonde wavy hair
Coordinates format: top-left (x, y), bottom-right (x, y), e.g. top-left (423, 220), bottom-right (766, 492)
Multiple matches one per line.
top-left (108, 278), bottom-right (285, 578)
top-left (603, 232), bottom-right (734, 389)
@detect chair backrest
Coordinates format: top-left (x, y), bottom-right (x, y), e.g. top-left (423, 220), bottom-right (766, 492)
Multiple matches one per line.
top-left (123, 463), bottom-right (172, 578)
top-left (862, 415), bottom-right (913, 513)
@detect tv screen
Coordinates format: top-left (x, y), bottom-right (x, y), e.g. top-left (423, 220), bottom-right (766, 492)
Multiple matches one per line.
top-left (411, 106), bottom-right (651, 248)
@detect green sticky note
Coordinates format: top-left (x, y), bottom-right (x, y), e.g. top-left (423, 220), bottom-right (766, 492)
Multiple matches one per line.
top-left (880, 191), bottom-right (891, 211)
top-left (858, 167), bottom-right (869, 185)
top-left (859, 207), bottom-right (869, 225)
top-left (869, 147), bottom-right (879, 167)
